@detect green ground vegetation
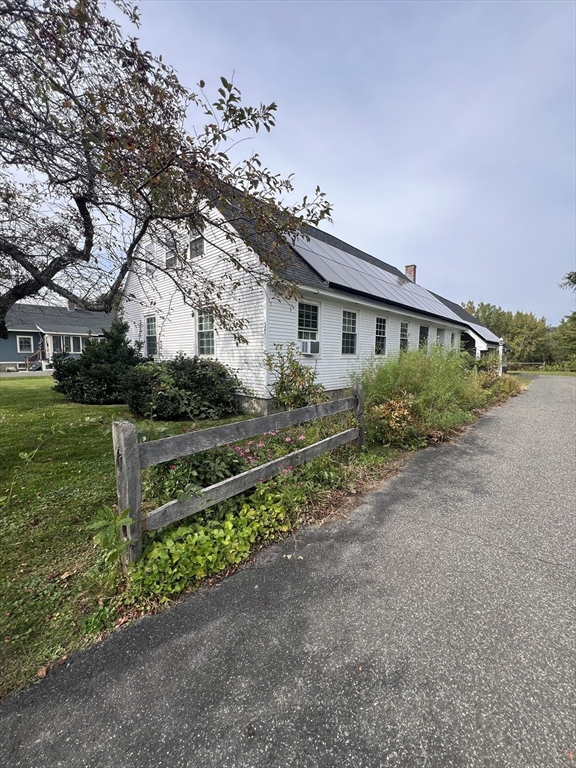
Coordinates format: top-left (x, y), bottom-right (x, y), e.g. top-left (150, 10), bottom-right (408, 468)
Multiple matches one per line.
top-left (0, 378), bottom-right (252, 697)
top-left (0, 357), bottom-right (525, 697)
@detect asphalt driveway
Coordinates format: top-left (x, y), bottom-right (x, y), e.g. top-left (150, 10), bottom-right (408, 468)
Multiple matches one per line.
top-left (1, 375), bottom-right (574, 768)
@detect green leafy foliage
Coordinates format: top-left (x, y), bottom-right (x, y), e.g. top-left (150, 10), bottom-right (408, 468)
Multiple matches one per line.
top-left (130, 489), bottom-right (293, 600)
top-left (551, 313), bottom-right (576, 364)
top-left (265, 342), bottom-right (327, 410)
top-left (87, 506), bottom-right (132, 567)
top-left (52, 319), bottom-right (146, 404)
top-left (124, 354), bottom-right (245, 420)
top-left (143, 447), bottom-right (247, 506)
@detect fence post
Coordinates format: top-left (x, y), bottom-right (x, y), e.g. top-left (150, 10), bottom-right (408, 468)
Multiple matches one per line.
top-left (353, 384), bottom-right (365, 448)
top-left (112, 421), bottom-right (142, 564)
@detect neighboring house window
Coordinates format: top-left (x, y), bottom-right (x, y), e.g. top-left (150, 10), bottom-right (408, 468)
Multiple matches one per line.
top-left (400, 322), bottom-right (409, 351)
top-left (419, 326), bottom-right (429, 348)
top-left (188, 229), bottom-right (204, 260)
top-left (375, 317), bottom-right (386, 355)
top-left (145, 317), bottom-right (157, 356)
top-left (197, 309), bottom-right (214, 355)
top-left (436, 329), bottom-right (445, 347)
top-left (451, 332), bottom-right (456, 348)
top-left (53, 336), bottom-right (73, 353)
top-left (342, 310), bottom-right (357, 355)
top-left (298, 303), bottom-right (319, 341)
top-left (72, 337), bottom-right (82, 353)
top-left (17, 336), bottom-right (33, 353)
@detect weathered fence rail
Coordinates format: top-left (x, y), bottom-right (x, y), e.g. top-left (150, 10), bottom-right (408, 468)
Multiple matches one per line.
top-left (112, 386), bottom-right (364, 562)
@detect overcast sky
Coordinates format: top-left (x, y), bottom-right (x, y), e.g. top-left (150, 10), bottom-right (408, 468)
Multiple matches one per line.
top-left (124, 0), bottom-right (575, 325)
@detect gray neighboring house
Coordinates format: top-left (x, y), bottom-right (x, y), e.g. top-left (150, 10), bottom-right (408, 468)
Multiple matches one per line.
top-left (0, 304), bottom-right (115, 371)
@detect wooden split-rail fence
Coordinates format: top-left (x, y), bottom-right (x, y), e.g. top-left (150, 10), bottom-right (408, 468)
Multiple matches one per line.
top-left (112, 386), bottom-right (365, 563)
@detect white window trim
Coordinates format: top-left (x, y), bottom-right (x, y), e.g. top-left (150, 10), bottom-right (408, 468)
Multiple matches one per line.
top-left (400, 321), bottom-right (410, 351)
top-left (17, 335), bottom-right (34, 354)
top-left (197, 309), bottom-right (215, 357)
top-left (188, 231), bottom-right (205, 260)
top-left (375, 316), bottom-right (387, 355)
top-left (145, 316), bottom-right (158, 357)
top-left (297, 300), bottom-right (321, 347)
top-left (341, 309), bottom-right (358, 356)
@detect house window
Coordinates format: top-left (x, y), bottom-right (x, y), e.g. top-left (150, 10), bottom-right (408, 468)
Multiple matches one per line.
top-left (197, 309), bottom-right (214, 356)
top-left (72, 337), bottom-right (82, 353)
top-left (145, 242), bottom-right (155, 275)
top-left (375, 317), bottom-right (386, 355)
top-left (419, 326), bottom-right (429, 348)
top-left (436, 329), bottom-right (445, 347)
top-left (17, 336), bottom-right (33, 354)
top-left (189, 229), bottom-right (204, 260)
top-left (451, 332), bottom-right (456, 348)
top-left (52, 336), bottom-right (62, 354)
top-left (63, 336), bottom-right (72, 353)
top-left (298, 303), bottom-right (319, 341)
top-left (145, 316), bottom-right (157, 357)
top-left (164, 232), bottom-right (179, 269)
top-left (400, 322), bottom-right (409, 351)
top-left (342, 310), bottom-right (357, 355)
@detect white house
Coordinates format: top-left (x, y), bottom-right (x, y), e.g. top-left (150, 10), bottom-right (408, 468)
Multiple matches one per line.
top-left (121, 211), bottom-right (502, 412)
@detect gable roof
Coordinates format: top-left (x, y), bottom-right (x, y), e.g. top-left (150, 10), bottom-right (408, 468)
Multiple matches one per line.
top-left (5, 304), bottom-right (114, 335)
top-left (207, 184), bottom-right (500, 343)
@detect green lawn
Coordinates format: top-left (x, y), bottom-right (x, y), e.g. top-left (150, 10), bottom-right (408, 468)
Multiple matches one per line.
top-left (0, 378), bottom-right (131, 695)
top-left (0, 377), bottom-right (250, 697)
top-left (509, 371), bottom-right (576, 379)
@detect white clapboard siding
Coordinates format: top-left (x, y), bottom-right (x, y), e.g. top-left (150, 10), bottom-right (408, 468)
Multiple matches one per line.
top-left (122, 216), bottom-right (268, 396)
top-left (266, 289), bottom-right (465, 392)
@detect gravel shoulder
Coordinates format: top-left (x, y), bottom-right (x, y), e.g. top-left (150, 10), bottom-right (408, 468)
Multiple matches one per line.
top-left (1, 375), bottom-right (574, 768)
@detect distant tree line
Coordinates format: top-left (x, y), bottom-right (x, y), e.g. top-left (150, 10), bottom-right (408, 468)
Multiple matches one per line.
top-left (462, 301), bottom-right (576, 365)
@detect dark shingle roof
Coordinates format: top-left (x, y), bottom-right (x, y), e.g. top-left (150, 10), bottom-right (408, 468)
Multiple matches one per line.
top-left (6, 305), bottom-right (114, 335)
top-left (430, 293), bottom-right (479, 324)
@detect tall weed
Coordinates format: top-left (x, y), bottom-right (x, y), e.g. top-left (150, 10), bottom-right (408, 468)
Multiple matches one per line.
top-left (355, 348), bottom-right (489, 446)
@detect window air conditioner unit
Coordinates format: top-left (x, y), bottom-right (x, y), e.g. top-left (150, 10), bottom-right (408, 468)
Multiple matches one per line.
top-left (298, 340), bottom-right (320, 355)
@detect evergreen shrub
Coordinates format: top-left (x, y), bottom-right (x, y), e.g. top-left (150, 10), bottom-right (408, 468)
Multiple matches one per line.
top-left (52, 319), bottom-right (145, 404)
top-left (124, 354), bottom-right (245, 420)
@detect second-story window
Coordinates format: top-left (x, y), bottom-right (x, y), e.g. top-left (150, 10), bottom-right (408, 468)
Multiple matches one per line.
top-left (164, 232), bottom-right (179, 269)
top-left (188, 228), bottom-right (204, 260)
top-left (198, 309), bottom-right (214, 355)
top-left (342, 310), bottom-right (357, 355)
top-left (298, 303), bottom-right (318, 341)
top-left (375, 317), bottom-right (386, 355)
top-left (145, 242), bottom-right (155, 275)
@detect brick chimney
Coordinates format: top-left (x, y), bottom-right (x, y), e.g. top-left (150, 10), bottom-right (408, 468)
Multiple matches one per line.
top-left (405, 265), bottom-right (417, 283)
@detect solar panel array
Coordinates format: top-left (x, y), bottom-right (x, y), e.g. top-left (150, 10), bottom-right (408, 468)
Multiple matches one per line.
top-left (467, 322), bottom-right (502, 344)
top-left (291, 235), bottom-right (467, 326)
